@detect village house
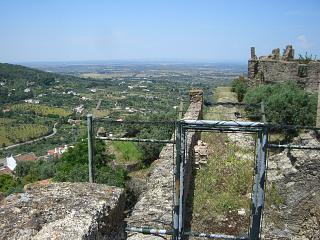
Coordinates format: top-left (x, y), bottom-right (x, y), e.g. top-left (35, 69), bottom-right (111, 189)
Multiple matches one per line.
top-left (67, 118), bottom-right (82, 125)
top-left (47, 145), bottom-right (71, 158)
top-left (0, 153), bottom-right (37, 175)
top-left (73, 104), bottom-right (84, 114)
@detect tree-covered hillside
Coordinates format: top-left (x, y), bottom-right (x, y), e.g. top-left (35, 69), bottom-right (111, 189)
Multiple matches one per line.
top-left (0, 63), bottom-right (84, 104)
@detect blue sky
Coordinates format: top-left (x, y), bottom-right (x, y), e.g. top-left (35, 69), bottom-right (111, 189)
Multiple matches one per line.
top-left (0, 0), bottom-right (319, 63)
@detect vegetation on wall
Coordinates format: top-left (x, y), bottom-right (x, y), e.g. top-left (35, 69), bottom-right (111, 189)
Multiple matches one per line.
top-left (298, 52), bottom-right (317, 64)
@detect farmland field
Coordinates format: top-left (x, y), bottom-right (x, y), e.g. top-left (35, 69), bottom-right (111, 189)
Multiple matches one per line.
top-left (9, 104), bottom-right (71, 117)
top-left (0, 122), bottom-right (49, 147)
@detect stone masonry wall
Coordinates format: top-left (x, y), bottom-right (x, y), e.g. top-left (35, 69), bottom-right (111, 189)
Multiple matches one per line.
top-left (262, 131), bottom-right (320, 239)
top-left (127, 90), bottom-right (203, 240)
top-left (248, 46), bottom-right (320, 92)
top-left (0, 182), bottom-right (126, 240)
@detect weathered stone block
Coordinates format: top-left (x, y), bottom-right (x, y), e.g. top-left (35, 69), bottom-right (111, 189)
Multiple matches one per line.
top-left (0, 182), bottom-right (125, 240)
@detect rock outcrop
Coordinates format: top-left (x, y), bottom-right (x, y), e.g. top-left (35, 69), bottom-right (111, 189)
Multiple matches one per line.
top-left (0, 182), bottom-right (125, 240)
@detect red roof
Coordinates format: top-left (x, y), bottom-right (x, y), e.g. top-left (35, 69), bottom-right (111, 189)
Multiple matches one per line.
top-left (15, 153), bottom-right (37, 162)
top-left (0, 166), bottom-right (13, 175)
top-left (47, 149), bottom-right (55, 155)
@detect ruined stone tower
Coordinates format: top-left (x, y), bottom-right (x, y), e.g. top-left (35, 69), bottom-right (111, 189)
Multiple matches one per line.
top-left (248, 45), bottom-right (320, 92)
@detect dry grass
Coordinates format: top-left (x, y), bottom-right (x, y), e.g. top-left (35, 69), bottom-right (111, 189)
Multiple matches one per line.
top-left (214, 86), bottom-right (237, 103)
top-left (191, 86), bottom-right (254, 235)
top-left (191, 132), bottom-right (254, 235)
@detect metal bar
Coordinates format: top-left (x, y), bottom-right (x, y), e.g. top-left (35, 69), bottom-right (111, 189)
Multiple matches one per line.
top-left (266, 124), bottom-right (320, 131)
top-left (173, 122), bottom-right (182, 240)
top-left (249, 128), bottom-right (268, 239)
top-left (183, 126), bottom-right (263, 133)
top-left (92, 119), bottom-right (176, 125)
top-left (183, 119), bottom-right (320, 131)
top-left (184, 231), bottom-right (249, 240)
top-left (268, 143), bottom-right (320, 150)
top-left (178, 124), bottom-right (186, 239)
top-left (125, 226), bottom-right (174, 235)
top-left (96, 136), bottom-right (174, 144)
top-left (87, 114), bottom-right (94, 183)
top-left (182, 120), bottom-right (265, 128)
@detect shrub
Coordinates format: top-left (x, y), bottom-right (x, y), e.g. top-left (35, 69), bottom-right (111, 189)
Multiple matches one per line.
top-left (231, 78), bottom-right (249, 102)
top-left (0, 174), bottom-right (18, 194)
top-left (54, 139), bottom-right (128, 187)
top-left (244, 81), bottom-right (317, 126)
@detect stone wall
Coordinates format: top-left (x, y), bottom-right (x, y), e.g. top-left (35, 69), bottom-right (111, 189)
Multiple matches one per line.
top-left (262, 131), bottom-right (320, 239)
top-left (127, 90), bottom-right (203, 240)
top-left (248, 46), bottom-right (320, 92)
top-left (0, 182), bottom-right (125, 240)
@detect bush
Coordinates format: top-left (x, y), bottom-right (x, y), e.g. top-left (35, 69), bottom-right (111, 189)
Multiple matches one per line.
top-left (244, 81), bottom-right (317, 126)
top-left (231, 78), bottom-right (249, 102)
top-left (54, 139), bottom-right (128, 187)
top-left (0, 174), bottom-right (18, 194)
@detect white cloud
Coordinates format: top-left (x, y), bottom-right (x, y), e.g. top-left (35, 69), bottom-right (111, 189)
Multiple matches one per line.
top-left (296, 35), bottom-right (312, 49)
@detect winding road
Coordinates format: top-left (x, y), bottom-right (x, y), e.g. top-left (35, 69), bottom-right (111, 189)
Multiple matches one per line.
top-left (0, 123), bottom-right (58, 151)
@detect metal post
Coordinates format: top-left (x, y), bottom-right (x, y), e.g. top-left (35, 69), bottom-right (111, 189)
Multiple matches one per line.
top-left (173, 122), bottom-right (182, 240)
top-left (249, 128), bottom-right (268, 239)
top-left (87, 114), bottom-right (94, 183)
top-left (179, 98), bottom-right (184, 120)
top-left (260, 101), bottom-right (266, 123)
top-left (178, 124), bottom-right (186, 239)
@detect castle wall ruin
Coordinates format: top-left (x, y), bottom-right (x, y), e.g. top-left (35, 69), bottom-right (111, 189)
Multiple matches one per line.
top-left (248, 45), bottom-right (320, 92)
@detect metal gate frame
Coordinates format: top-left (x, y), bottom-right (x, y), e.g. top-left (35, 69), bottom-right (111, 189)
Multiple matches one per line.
top-left (174, 120), bottom-right (268, 240)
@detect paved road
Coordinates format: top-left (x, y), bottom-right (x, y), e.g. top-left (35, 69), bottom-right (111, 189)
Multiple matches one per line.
top-left (0, 123), bottom-right (58, 151)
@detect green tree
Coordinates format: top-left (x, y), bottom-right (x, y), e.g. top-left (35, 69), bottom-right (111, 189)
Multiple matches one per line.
top-left (0, 174), bottom-right (18, 194)
top-left (15, 161), bottom-right (35, 178)
top-left (244, 81), bottom-right (317, 126)
top-left (54, 139), bottom-right (127, 187)
top-left (231, 78), bottom-right (249, 102)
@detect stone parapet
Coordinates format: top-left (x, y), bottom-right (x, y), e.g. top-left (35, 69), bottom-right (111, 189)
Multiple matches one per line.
top-left (0, 182), bottom-right (125, 240)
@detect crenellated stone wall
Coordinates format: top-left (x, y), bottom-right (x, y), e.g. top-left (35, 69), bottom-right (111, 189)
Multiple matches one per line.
top-left (127, 90), bottom-right (203, 240)
top-left (248, 46), bottom-right (320, 92)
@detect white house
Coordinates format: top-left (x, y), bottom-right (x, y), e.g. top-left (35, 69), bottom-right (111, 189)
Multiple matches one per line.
top-left (5, 156), bottom-right (17, 171)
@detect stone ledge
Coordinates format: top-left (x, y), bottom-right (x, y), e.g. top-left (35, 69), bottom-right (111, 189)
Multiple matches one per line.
top-left (0, 182), bottom-right (125, 240)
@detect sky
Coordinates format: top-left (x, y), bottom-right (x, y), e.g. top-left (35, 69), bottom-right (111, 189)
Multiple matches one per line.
top-left (0, 0), bottom-right (320, 63)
